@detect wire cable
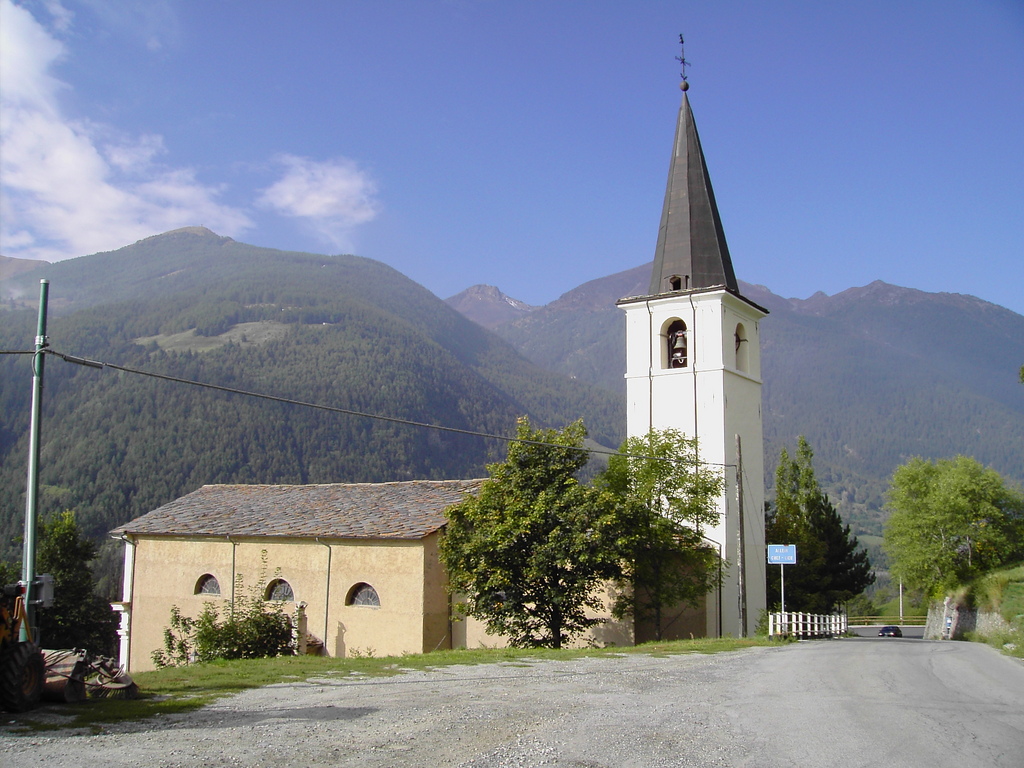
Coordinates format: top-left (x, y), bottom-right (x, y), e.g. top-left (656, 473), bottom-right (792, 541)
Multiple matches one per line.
top-left (43, 347), bottom-right (736, 468)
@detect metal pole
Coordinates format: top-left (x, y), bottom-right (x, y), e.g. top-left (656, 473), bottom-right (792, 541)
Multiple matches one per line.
top-left (716, 539), bottom-right (723, 638)
top-left (22, 279), bottom-right (49, 640)
top-left (736, 435), bottom-right (746, 637)
top-left (780, 563), bottom-right (785, 617)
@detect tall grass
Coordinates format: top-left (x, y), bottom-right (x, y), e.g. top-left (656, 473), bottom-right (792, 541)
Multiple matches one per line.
top-left (962, 562), bottom-right (1024, 659)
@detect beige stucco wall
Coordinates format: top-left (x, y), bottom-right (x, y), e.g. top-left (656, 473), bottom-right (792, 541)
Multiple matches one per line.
top-left (122, 533), bottom-right (715, 671)
top-left (634, 594), bottom-right (708, 644)
top-left (123, 533), bottom-right (449, 672)
top-left (455, 582), bottom-right (636, 650)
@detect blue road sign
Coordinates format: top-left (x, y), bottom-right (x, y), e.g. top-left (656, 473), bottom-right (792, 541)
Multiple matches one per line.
top-left (767, 544), bottom-right (797, 565)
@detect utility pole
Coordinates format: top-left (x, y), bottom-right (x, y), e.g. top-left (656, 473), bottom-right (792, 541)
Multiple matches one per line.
top-left (22, 279), bottom-right (49, 639)
top-left (736, 434), bottom-right (747, 637)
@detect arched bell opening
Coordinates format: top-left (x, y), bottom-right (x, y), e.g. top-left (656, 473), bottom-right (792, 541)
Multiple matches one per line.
top-left (662, 318), bottom-right (689, 369)
top-left (734, 322), bottom-right (749, 372)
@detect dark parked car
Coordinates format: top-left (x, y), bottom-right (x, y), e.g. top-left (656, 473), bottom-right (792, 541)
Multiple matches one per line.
top-left (878, 625), bottom-right (903, 637)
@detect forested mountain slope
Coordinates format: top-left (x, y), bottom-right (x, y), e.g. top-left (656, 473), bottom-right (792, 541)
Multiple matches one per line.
top-left (466, 264), bottom-right (1024, 536)
top-left (4, 226), bottom-right (1020, 586)
top-left (0, 228), bottom-right (623, 572)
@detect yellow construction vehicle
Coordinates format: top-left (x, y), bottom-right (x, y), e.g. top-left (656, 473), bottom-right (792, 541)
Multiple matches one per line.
top-left (0, 581), bottom-right (45, 712)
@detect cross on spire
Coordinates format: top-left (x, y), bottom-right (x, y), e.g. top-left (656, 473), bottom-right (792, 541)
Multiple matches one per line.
top-left (676, 33), bottom-right (690, 91)
top-left (648, 41), bottom-right (738, 296)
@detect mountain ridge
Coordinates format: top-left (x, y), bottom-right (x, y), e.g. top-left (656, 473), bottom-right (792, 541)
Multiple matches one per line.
top-left (3, 229), bottom-right (1022, 551)
top-left (447, 264), bottom-right (1024, 539)
top-left (453, 270), bottom-right (1013, 326)
top-left (0, 229), bottom-right (624, 576)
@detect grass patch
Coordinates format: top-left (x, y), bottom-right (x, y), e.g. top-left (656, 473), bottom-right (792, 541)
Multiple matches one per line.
top-left (5, 637), bottom-right (772, 734)
top-left (134, 321), bottom-right (290, 354)
top-left (958, 561), bottom-right (1024, 659)
top-left (874, 597), bottom-right (928, 620)
top-left (966, 562), bottom-right (1024, 620)
top-left (1002, 582), bottom-right (1024, 623)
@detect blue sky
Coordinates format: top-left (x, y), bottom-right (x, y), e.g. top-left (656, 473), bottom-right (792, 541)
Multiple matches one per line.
top-left (2, 0), bottom-right (1022, 314)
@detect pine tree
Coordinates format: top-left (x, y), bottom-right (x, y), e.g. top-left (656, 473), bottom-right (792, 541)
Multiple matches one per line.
top-left (766, 438), bottom-right (874, 612)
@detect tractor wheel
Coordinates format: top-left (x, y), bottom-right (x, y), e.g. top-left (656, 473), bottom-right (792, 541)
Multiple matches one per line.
top-left (0, 642), bottom-right (45, 712)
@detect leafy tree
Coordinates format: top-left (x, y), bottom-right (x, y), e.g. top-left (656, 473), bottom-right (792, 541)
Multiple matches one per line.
top-left (766, 438), bottom-right (874, 612)
top-left (440, 418), bottom-right (619, 648)
top-left (598, 429), bottom-right (722, 640)
top-left (845, 592), bottom-right (877, 618)
top-left (36, 510), bottom-right (119, 654)
top-left (0, 560), bottom-right (18, 587)
top-left (883, 456), bottom-right (1024, 596)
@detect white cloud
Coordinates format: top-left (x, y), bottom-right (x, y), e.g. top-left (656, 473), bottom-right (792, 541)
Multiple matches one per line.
top-left (258, 155), bottom-right (380, 248)
top-left (0, 0), bottom-right (66, 113)
top-left (41, 0), bottom-right (73, 33)
top-left (102, 132), bottom-right (167, 173)
top-left (0, 0), bottom-right (252, 262)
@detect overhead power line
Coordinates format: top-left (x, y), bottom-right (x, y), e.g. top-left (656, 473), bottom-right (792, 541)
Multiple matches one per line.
top-left (12, 346), bottom-right (736, 469)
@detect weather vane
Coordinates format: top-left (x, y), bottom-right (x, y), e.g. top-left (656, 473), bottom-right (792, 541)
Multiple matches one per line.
top-left (676, 33), bottom-right (690, 91)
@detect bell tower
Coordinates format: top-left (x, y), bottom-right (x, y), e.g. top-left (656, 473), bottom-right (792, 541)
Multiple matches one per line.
top-left (618, 72), bottom-right (767, 638)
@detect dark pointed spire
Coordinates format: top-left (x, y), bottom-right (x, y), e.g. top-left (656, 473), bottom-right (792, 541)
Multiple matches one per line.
top-left (648, 85), bottom-right (738, 296)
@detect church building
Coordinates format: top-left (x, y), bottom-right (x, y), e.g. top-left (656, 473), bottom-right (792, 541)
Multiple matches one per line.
top-left (111, 75), bottom-right (767, 671)
top-left (618, 79), bottom-right (768, 638)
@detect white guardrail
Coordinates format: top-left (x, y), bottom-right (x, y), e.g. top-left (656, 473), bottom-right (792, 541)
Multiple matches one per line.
top-left (768, 612), bottom-right (848, 639)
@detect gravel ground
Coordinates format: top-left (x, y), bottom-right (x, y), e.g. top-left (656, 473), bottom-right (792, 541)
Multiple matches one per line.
top-left (1, 650), bottom-right (760, 768)
top-left (3, 640), bottom-right (1023, 768)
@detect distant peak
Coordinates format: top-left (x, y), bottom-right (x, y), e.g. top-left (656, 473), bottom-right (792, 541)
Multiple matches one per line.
top-left (0, 254), bottom-right (51, 281)
top-left (445, 284), bottom-right (536, 329)
top-left (139, 226), bottom-right (234, 243)
top-left (448, 284), bottom-right (534, 309)
top-left (168, 226), bottom-right (224, 237)
top-left (460, 284), bottom-right (504, 299)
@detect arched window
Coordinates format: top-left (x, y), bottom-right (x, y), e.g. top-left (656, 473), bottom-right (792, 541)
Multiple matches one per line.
top-left (265, 578), bottom-right (294, 602)
top-left (346, 583), bottom-right (380, 607)
top-left (664, 319), bottom-right (688, 369)
top-left (195, 574), bottom-right (220, 596)
top-left (734, 323), bottom-right (749, 372)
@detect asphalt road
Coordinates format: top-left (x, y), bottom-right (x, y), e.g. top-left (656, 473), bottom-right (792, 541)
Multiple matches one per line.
top-left (722, 636), bottom-right (1023, 767)
top-left (4, 638), bottom-right (1023, 767)
top-left (849, 623), bottom-right (925, 639)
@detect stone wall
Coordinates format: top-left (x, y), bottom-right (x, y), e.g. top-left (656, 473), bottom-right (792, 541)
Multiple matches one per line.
top-left (924, 597), bottom-right (1013, 640)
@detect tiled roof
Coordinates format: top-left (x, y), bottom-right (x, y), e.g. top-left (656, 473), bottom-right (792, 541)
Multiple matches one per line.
top-left (647, 90), bottom-right (738, 297)
top-left (112, 479), bottom-right (484, 540)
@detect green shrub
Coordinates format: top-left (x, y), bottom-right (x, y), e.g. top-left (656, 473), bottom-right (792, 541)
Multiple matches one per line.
top-left (152, 569), bottom-right (294, 667)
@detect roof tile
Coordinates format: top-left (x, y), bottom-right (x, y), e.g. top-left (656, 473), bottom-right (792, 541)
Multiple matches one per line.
top-left (112, 479), bottom-right (484, 540)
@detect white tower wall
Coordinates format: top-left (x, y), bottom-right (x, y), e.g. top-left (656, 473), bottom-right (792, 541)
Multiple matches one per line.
top-left (622, 289), bottom-right (767, 637)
